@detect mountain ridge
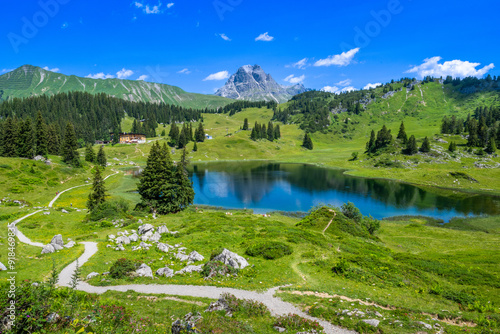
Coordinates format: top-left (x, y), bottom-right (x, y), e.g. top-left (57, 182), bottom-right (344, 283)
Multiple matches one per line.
top-left (215, 64), bottom-right (309, 103)
top-left (0, 65), bottom-right (232, 109)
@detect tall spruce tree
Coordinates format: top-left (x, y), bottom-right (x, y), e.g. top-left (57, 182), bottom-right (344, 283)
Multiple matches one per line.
top-left (448, 141), bottom-right (457, 153)
top-left (193, 141), bottom-right (198, 152)
top-left (97, 145), bottom-right (107, 167)
top-left (62, 123), bottom-right (81, 167)
top-left (174, 148), bottom-right (195, 211)
top-left (274, 124), bottom-right (281, 139)
top-left (195, 123), bottom-right (205, 142)
top-left (243, 118), bottom-right (249, 130)
top-left (35, 112), bottom-right (48, 157)
top-left (405, 135), bottom-right (418, 155)
top-left (169, 123), bottom-right (180, 146)
top-left (178, 130), bottom-right (187, 149)
top-left (47, 124), bottom-right (60, 155)
top-left (87, 166), bottom-right (107, 211)
top-left (420, 136), bottom-right (431, 153)
top-left (302, 132), bottom-right (313, 150)
top-left (261, 124), bottom-right (267, 139)
top-left (18, 118), bottom-right (35, 159)
top-left (267, 122), bottom-right (274, 141)
top-left (486, 137), bottom-right (497, 154)
top-left (366, 130), bottom-right (376, 153)
top-left (85, 144), bottom-right (96, 162)
top-left (397, 121), bottom-right (408, 144)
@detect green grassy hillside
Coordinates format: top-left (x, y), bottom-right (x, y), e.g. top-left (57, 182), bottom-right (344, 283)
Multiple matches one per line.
top-left (0, 65), bottom-right (232, 109)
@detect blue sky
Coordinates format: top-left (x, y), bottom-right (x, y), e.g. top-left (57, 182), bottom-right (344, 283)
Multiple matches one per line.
top-left (1, 0), bottom-right (499, 94)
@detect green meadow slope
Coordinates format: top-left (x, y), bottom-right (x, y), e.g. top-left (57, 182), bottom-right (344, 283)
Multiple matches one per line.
top-left (0, 65), bottom-right (232, 109)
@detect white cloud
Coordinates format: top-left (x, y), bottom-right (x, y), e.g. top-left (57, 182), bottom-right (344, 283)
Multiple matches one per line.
top-left (288, 58), bottom-right (308, 69)
top-left (134, 1), bottom-right (172, 14)
top-left (134, 2), bottom-right (143, 8)
top-left (203, 71), bottom-right (230, 81)
top-left (218, 33), bottom-right (231, 41)
top-left (42, 66), bottom-right (60, 72)
top-left (86, 73), bottom-right (115, 79)
top-left (335, 79), bottom-right (352, 87)
top-left (363, 83), bottom-right (382, 90)
top-left (314, 48), bottom-right (360, 67)
top-left (1, 69), bottom-right (14, 73)
top-left (406, 56), bottom-right (495, 78)
top-left (284, 74), bottom-right (305, 84)
top-left (255, 32), bottom-right (274, 42)
top-left (61, 22), bottom-right (69, 29)
top-left (116, 68), bottom-right (134, 79)
top-left (322, 86), bottom-right (356, 94)
top-left (136, 75), bottom-right (149, 81)
top-left (166, 3), bottom-right (174, 8)
top-left (178, 68), bottom-right (191, 74)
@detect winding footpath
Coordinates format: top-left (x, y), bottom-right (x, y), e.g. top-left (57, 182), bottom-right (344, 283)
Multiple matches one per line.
top-left (11, 173), bottom-right (355, 334)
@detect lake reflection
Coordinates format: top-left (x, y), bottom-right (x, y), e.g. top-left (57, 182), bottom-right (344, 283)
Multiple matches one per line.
top-left (188, 162), bottom-right (500, 220)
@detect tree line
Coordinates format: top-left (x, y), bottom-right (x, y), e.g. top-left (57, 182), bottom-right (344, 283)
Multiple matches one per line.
top-left (249, 120), bottom-right (281, 142)
top-left (366, 122), bottom-right (432, 156)
top-left (168, 122), bottom-right (205, 149)
top-left (203, 100), bottom-right (277, 116)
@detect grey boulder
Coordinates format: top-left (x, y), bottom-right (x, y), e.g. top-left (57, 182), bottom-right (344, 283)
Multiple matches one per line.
top-left (0, 262), bottom-right (7, 271)
top-left (362, 319), bottom-right (380, 327)
top-left (156, 267), bottom-right (175, 277)
top-left (50, 234), bottom-right (64, 247)
top-left (176, 265), bottom-right (203, 275)
top-left (41, 244), bottom-right (55, 254)
top-left (188, 251), bottom-right (205, 262)
top-left (135, 264), bottom-right (153, 278)
top-left (138, 224), bottom-right (154, 235)
top-left (212, 249), bottom-right (249, 269)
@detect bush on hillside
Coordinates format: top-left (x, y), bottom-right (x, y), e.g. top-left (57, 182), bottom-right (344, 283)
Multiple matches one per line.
top-left (109, 258), bottom-right (137, 279)
top-left (341, 202), bottom-right (362, 222)
top-left (245, 241), bottom-right (293, 260)
top-left (88, 199), bottom-right (129, 221)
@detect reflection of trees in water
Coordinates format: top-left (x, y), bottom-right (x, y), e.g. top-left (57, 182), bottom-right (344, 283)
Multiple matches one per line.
top-left (189, 162), bottom-right (500, 216)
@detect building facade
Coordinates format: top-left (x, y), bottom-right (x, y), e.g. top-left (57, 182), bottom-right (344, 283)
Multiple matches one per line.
top-left (119, 133), bottom-right (146, 144)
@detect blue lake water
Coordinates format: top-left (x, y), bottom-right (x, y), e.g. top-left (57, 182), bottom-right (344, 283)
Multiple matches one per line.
top-left (188, 162), bottom-right (500, 221)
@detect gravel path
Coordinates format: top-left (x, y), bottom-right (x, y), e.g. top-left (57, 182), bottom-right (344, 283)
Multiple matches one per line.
top-left (12, 178), bottom-right (356, 334)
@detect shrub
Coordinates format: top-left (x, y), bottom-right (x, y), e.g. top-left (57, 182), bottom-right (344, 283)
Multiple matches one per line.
top-left (89, 199), bottom-right (129, 221)
top-left (109, 258), bottom-right (137, 279)
top-left (99, 220), bottom-right (113, 228)
top-left (274, 314), bottom-right (324, 333)
top-left (201, 260), bottom-right (238, 279)
top-left (362, 216), bottom-right (380, 235)
top-left (245, 241), bottom-right (292, 260)
top-left (332, 257), bottom-right (349, 274)
top-left (341, 202), bottom-right (362, 222)
top-left (221, 293), bottom-right (270, 317)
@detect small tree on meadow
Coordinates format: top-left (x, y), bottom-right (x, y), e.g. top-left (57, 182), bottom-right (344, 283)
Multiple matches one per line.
top-left (405, 135), bottom-right (418, 155)
top-left (397, 121), bottom-right (408, 144)
top-left (96, 145), bottom-right (107, 167)
top-left (486, 137), bottom-right (497, 154)
top-left (302, 132), bottom-right (313, 150)
top-left (420, 136), bottom-right (431, 153)
top-left (85, 144), bottom-right (96, 162)
top-left (243, 118), bottom-right (249, 131)
top-left (87, 166), bottom-right (107, 211)
top-left (62, 123), bottom-right (81, 167)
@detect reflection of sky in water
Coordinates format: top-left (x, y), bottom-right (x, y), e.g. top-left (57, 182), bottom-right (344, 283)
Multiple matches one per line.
top-left (189, 163), bottom-right (500, 221)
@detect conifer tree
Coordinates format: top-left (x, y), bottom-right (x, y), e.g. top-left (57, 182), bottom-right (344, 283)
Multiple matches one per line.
top-left (188, 123), bottom-right (194, 141)
top-left (174, 148), bottom-right (195, 210)
top-left (112, 127), bottom-right (120, 145)
top-left (85, 144), bottom-right (96, 162)
top-left (243, 118), bottom-right (249, 130)
top-left (193, 141), bottom-right (198, 152)
top-left (18, 118), bottom-right (35, 159)
top-left (250, 127), bottom-right (258, 141)
top-left (467, 118), bottom-right (479, 147)
top-left (274, 124), bottom-right (281, 139)
top-left (161, 129), bottom-right (166, 137)
top-left (97, 145), bottom-right (107, 167)
top-left (195, 123), bottom-right (205, 142)
top-left (267, 122), bottom-right (274, 141)
top-left (87, 166), bottom-right (107, 211)
top-left (62, 123), bottom-right (81, 167)
top-left (375, 125), bottom-right (392, 151)
top-left (420, 136), bottom-right (431, 153)
top-left (486, 137), bottom-right (497, 154)
top-left (35, 111), bottom-right (48, 157)
top-left (366, 130), bottom-right (376, 153)
top-left (448, 141), bottom-right (457, 153)
top-left (132, 119), bottom-right (139, 133)
top-left (302, 132), bottom-right (313, 150)
top-left (397, 121), bottom-right (408, 144)
top-left (178, 130), bottom-right (187, 149)
top-left (261, 124), bottom-right (267, 139)
top-left (47, 124), bottom-right (60, 155)
top-left (405, 135), bottom-right (418, 155)
top-left (169, 123), bottom-right (180, 146)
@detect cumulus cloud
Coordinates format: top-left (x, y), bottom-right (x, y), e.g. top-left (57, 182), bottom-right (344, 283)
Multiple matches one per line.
top-left (1, 69), bottom-right (14, 73)
top-left (61, 22), bottom-right (69, 29)
top-left (136, 75), bottom-right (149, 81)
top-left (335, 79), bottom-right (352, 87)
top-left (314, 48), bottom-right (360, 67)
top-left (86, 73), bottom-right (115, 79)
top-left (218, 33), bottom-right (231, 41)
top-left (322, 86), bottom-right (356, 94)
top-left (255, 32), bottom-right (274, 42)
top-left (134, 1), bottom-right (172, 14)
top-left (284, 74), bottom-right (305, 84)
top-left (406, 56), bottom-right (495, 78)
top-left (203, 71), bottom-right (230, 81)
top-left (43, 66), bottom-right (60, 72)
top-left (116, 68), bottom-right (134, 79)
top-left (363, 83), bottom-right (382, 90)
top-left (287, 58), bottom-right (308, 69)
top-left (178, 68), bottom-right (191, 74)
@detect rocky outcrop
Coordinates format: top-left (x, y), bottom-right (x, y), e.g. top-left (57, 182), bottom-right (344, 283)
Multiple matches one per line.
top-left (156, 267), bottom-right (175, 277)
top-left (135, 264), bottom-right (153, 278)
top-left (212, 249), bottom-right (249, 269)
top-left (215, 65), bottom-right (308, 103)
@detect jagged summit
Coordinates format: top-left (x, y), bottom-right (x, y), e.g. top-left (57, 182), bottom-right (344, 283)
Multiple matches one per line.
top-left (215, 64), bottom-right (309, 103)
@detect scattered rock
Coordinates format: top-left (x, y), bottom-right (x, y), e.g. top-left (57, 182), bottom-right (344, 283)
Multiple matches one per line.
top-left (0, 262), bottom-right (7, 271)
top-left (108, 234), bottom-right (116, 240)
top-left (274, 326), bottom-right (286, 333)
top-left (416, 321), bottom-right (433, 330)
top-left (140, 242), bottom-right (152, 250)
top-left (129, 233), bottom-right (138, 242)
top-left (138, 224), bottom-right (154, 235)
top-left (157, 243), bottom-right (173, 253)
top-left (135, 264), bottom-right (153, 278)
top-left (158, 225), bottom-right (169, 234)
top-left (171, 312), bottom-right (202, 334)
top-left (50, 234), bottom-right (64, 247)
top-left (61, 209), bottom-right (69, 214)
top-left (64, 241), bottom-right (76, 248)
top-left (212, 249), bottom-right (249, 269)
top-left (156, 267), bottom-right (175, 277)
top-left (41, 244), bottom-right (55, 254)
top-left (114, 244), bottom-right (125, 251)
top-left (375, 311), bottom-right (383, 317)
top-left (175, 251), bottom-right (189, 262)
top-left (33, 155), bottom-right (45, 161)
top-left (86, 272), bottom-right (100, 280)
top-left (149, 232), bottom-right (161, 243)
top-left (52, 244), bottom-right (63, 251)
top-left (188, 251), bottom-right (205, 262)
top-left (115, 236), bottom-right (131, 245)
top-left (43, 211), bottom-right (50, 215)
top-left (362, 319), bottom-right (380, 327)
top-left (176, 265), bottom-right (203, 275)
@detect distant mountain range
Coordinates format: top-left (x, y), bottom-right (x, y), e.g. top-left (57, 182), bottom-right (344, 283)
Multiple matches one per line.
top-left (0, 65), bottom-right (231, 109)
top-left (215, 65), bottom-right (309, 103)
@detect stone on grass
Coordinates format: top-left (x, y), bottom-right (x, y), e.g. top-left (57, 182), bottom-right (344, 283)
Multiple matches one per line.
top-left (52, 244), bottom-right (63, 251)
top-left (138, 224), bottom-right (154, 235)
top-left (135, 264), bottom-right (153, 278)
top-left (188, 251), bottom-right (205, 262)
top-left (416, 321), bottom-right (433, 330)
top-left (108, 234), bottom-right (116, 240)
top-left (41, 244), bottom-right (55, 254)
top-left (50, 234), bottom-right (64, 247)
top-left (274, 326), bottom-right (286, 333)
top-left (212, 249), bottom-right (249, 269)
top-left (140, 242), bottom-right (152, 249)
top-left (86, 272), bottom-right (100, 280)
top-left (114, 244), bottom-right (125, 251)
top-left (175, 252), bottom-right (189, 262)
top-left (47, 312), bottom-right (60, 323)
top-left (176, 265), bottom-right (203, 275)
top-left (149, 232), bottom-right (161, 243)
top-left (158, 225), bottom-right (169, 234)
top-left (362, 319), bottom-right (380, 327)
top-left (64, 241), bottom-right (76, 248)
top-left (43, 211), bottom-right (50, 215)
top-left (0, 262), bottom-right (7, 271)
top-left (61, 209), bottom-right (69, 213)
top-left (157, 243), bottom-right (172, 253)
top-left (156, 267), bottom-right (175, 277)
top-left (115, 236), bottom-right (131, 245)
top-left (129, 233), bottom-right (138, 242)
